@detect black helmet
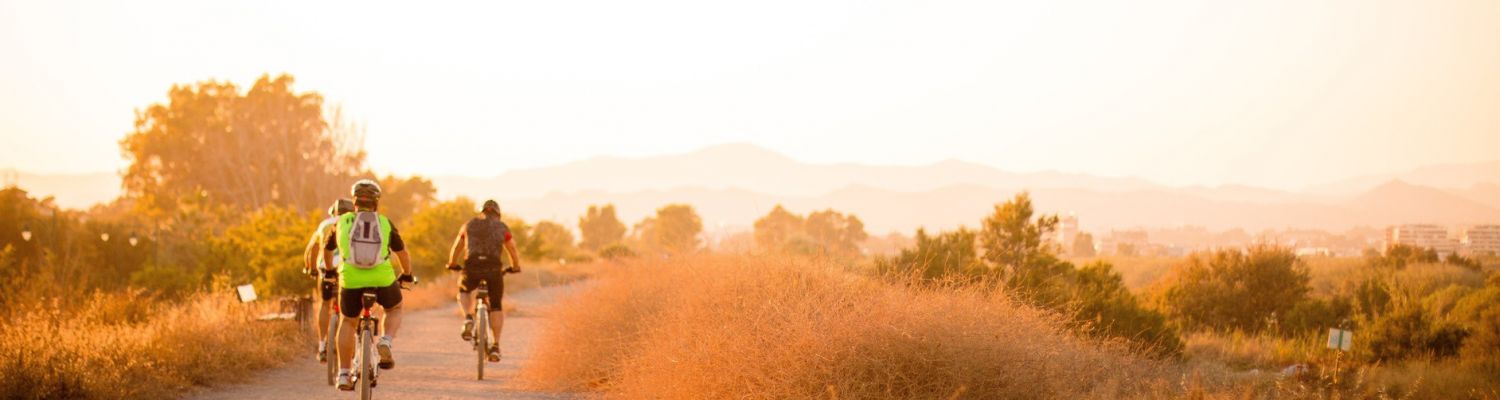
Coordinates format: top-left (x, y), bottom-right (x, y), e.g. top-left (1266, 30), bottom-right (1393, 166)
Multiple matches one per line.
top-left (351, 179), bottom-right (382, 200)
top-left (480, 199), bottom-right (501, 216)
top-left (328, 198), bottom-right (354, 216)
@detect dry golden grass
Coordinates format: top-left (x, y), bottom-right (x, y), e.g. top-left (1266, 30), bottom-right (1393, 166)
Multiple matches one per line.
top-left (0, 290), bottom-right (301, 399)
top-left (1183, 331), bottom-right (1322, 371)
top-left (519, 255), bottom-right (1176, 399)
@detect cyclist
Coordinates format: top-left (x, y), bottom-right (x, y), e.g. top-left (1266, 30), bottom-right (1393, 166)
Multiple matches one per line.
top-left (322, 179), bottom-right (416, 391)
top-left (304, 198), bottom-right (353, 364)
top-left (446, 199), bottom-right (521, 362)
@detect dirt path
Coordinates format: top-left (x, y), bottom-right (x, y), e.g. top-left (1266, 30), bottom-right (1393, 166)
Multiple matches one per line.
top-left (187, 284), bottom-right (585, 400)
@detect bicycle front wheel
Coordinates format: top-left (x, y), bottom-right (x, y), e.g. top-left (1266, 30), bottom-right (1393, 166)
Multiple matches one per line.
top-left (360, 327), bottom-right (374, 400)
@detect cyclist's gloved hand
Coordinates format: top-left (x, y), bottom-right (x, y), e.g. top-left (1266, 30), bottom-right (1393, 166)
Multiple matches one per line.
top-left (447, 264), bottom-right (463, 271)
top-left (398, 273), bottom-right (416, 283)
top-left (506, 265), bottom-right (522, 274)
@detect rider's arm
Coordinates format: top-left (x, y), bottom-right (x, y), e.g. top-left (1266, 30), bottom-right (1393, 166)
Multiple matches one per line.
top-left (322, 229), bottom-right (338, 275)
top-left (447, 225), bottom-right (468, 267)
top-left (389, 227), bottom-right (412, 277)
top-left (394, 250), bottom-right (412, 277)
top-left (504, 237), bottom-right (521, 270)
top-left (303, 228), bottom-right (323, 273)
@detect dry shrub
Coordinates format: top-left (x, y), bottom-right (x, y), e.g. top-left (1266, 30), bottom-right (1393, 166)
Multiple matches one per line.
top-left (0, 291), bottom-right (301, 399)
top-left (519, 255), bottom-right (1167, 399)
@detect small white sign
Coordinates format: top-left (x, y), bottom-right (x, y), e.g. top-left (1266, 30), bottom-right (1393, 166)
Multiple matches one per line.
top-left (236, 284), bottom-right (258, 303)
top-left (1327, 328), bottom-right (1352, 351)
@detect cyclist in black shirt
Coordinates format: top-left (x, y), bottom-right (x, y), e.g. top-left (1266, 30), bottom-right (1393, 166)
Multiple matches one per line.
top-left (446, 199), bottom-right (521, 362)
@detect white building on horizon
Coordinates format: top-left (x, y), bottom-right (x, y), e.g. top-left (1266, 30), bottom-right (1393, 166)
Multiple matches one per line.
top-left (1386, 224), bottom-right (1459, 256)
top-left (1462, 225), bottom-right (1500, 256)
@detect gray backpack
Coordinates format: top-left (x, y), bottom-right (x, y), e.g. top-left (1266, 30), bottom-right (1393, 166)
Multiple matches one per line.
top-left (345, 212), bottom-right (385, 269)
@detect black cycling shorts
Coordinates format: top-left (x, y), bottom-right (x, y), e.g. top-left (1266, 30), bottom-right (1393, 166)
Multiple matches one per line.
top-left (458, 269), bottom-right (504, 308)
top-left (339, 284), bottom-right (403, 319)
top-left (317, 280), bottom-right (337, 301)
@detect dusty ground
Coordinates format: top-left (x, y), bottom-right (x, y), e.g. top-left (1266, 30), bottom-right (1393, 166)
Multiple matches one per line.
top-left (187, 284), bottom-right (584, 400)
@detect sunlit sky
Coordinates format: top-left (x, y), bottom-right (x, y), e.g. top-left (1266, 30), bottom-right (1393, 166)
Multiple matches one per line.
top-left (2, 0), bottom-right (1498, 190)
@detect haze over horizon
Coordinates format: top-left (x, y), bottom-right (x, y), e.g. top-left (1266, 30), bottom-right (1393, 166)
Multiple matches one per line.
top-left (5, 0), bottom-right (1500, 191)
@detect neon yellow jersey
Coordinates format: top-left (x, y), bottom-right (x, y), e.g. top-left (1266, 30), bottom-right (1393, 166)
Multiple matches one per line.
top-left (335, 212), bottom-right (397, 289)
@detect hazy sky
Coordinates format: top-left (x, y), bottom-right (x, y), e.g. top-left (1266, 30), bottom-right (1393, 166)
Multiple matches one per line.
top-left (2, 0), bottom-right (1497, 190)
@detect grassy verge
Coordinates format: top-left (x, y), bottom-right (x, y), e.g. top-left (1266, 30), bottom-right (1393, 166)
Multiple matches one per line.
top-left (518, 255), bottom-right (1168, 399)
top-left (0, 290), bottom-right (302, 399)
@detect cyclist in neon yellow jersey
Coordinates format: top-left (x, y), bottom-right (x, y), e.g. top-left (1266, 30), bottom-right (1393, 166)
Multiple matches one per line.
top-left (321, 179), bottom-right (415, 391)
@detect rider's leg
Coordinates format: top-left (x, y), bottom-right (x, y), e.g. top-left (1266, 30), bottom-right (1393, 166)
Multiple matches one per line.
top-left (382, 304), bottom-right (403, 339)
top-left (378, 284), bottom-right (405, 340)
top-left (487, 308), bottom-right (504, 344)
top-left (457, 290), bottom-right (475, 317)
top-left (337, 315), bottom-right (358, 369)
top-left (317, 302), bottom-right (331, 339)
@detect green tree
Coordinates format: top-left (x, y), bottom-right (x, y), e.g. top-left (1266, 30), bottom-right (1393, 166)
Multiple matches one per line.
top-left (120, 74), bottom-right (364, 215)
top-left (405, 198), bottom-right (476, 277)
top-left (753, 205), bottom-right (804, 251)
top-left (805, 209), bottom-right (868, 256)
top-left (979, 192), bottom-right (1064, 288)
top-left (1371, 244), bottom-right (1439, 269)
top-left (504, 217), bottom-right (543, 262)
top-left (532, 220), bottom-right (576, 260)
top-left (877, 228), bottom-right (983, 280)
top-left (1070, 262), bottom-right (1183, 356)
top-left (1151, 246), bottom-right (1311, 332)
top-left (376, 175), bottom-right (437, 223)
top-left (1361, 305), bottom-right (1469, 362)
top-left (578, 204), bottom-right (626, 252)
top-left (213, 205), bottom-right (319, 296)
top-left (636, 204), bottom-right (702, 253)
top-left (1071, 232), bottom-right (1096, 257)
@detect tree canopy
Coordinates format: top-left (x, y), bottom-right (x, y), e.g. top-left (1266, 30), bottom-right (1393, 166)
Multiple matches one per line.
top-left (578, 204), bottom-right (626, 252)
top-left (636, 204), bottom-right (702, 253)
top-left (120, 74), bottom-right (364, 215)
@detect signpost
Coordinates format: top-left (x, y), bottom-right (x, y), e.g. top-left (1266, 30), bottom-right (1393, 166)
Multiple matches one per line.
top-left (1327, 328), bottom-right (1352, 351)
top-left (236, 284), bottom-right (258, 303)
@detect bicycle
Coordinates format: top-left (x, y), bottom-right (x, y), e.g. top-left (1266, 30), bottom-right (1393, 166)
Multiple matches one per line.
top-left (347, 277), bottom-right (416, 400)
top-left (351, 289), bottom-right (381, 400)
top-left (466, 266), bottom-right (519, 381)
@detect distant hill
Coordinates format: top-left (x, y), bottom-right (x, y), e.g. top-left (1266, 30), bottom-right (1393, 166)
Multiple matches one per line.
top-left (1453, 182), bottom-right (1500, 210)
top-left (431, 143), bottom-right (1161, 199)
top-left (1311, 160), bottom-right (1500, 195)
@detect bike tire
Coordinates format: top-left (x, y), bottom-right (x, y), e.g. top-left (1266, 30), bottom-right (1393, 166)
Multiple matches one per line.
top-left (476, 304), bottom-right (487, 380)
top-left (325, 313), bottom-right (338, 386)
top-left (360, 327), bottom-right (374, 400)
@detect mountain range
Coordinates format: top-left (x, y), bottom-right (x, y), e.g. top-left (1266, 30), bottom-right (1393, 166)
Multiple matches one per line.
top-left (8, 144), bottom-right (1499, 234)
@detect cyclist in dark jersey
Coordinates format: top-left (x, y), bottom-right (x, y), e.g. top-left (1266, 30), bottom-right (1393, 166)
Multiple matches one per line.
top-left (446, 199), bottom-right (521, 362)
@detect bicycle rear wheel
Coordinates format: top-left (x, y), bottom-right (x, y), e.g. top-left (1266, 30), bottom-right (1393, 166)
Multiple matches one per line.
top-left (360, 326), bottom-right (374, 400)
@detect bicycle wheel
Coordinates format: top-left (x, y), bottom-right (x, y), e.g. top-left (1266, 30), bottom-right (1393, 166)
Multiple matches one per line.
top-left (476, 304), bottom-right (487, 380)
top-left (360, 326), bottom-right (374, 400)
top-left (325, 313), bottom-right (338, 386)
